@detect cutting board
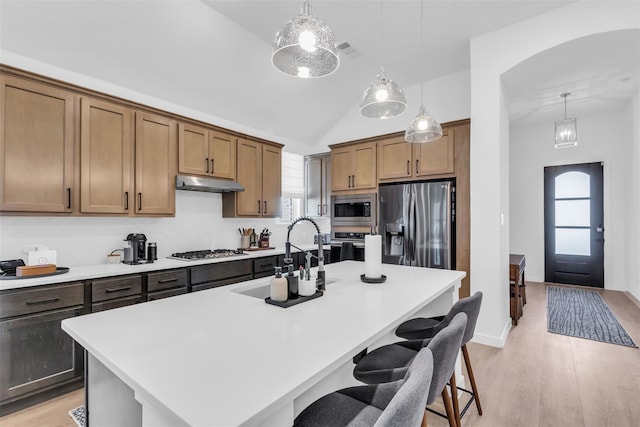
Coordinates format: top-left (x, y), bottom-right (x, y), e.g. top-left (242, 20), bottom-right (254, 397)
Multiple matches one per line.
top-left (16, 264), bottom-right (57, 277)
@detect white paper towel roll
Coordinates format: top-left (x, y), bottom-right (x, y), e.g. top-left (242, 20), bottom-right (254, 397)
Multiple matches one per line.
top-left (364, 235), bottom-right (382, 278)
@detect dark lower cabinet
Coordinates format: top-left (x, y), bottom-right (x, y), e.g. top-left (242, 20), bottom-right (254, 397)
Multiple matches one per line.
top-left (91, 275), bottom-right (142, 312)
top-left (145, 269), bottom-right (188, 301)
top-left (190, 259), bottom-right (253, 292)
top-left (0, 282), bottom-right (85, 415)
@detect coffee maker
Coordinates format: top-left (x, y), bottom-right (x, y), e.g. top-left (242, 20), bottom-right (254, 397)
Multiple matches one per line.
top-left (123, 233), bottom-right (147, 264)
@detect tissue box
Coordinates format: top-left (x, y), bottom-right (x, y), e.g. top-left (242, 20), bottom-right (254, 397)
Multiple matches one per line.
top-left (27, 250), bottom-right (57, 266)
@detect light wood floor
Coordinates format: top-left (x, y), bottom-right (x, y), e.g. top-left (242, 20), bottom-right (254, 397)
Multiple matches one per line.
top-left (1, 282), bottom-right (639, 427)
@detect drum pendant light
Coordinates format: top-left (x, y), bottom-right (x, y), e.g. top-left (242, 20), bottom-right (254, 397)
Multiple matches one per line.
top-left (405, 0), bottom-right (442, 143)
top-left (272, 1), bottom-right (339, 79)
top-left (359, 0), bottom-right (406, 119)
top-left (555, 93), bottom-right (578, 148)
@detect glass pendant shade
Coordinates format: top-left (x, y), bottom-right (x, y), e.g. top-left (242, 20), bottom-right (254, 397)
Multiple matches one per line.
top-left (359, 68), bottom-right (407, 119)
top-left (271, 1), bottom-right (339, 78)
top-left (405, 106), bottom-right (443, 143)
top-left (555, 119), bottom-right (578, 148)
top-left (555, 93), bottom-right (578, 148)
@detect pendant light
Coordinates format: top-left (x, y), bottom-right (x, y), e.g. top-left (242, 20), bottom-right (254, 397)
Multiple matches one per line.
top-left (272, 1), bottom-right (339, 79)
top-left (555, 93), bottom-right (578, 148)
top-left (359, 0), bottom-right (406, 119)
top-left (405, 0), bottom-right (442, 143)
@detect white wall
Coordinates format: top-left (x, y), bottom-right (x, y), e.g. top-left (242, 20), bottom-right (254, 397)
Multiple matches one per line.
top-left (310, 70), bottom-right (471, 153)
top-left (470, 1), bottom-right (639, 347)
top-left (0, 192), bottom-right (329, 268)
top-left (628, 90), bottom-right (640, 300)
top-left (509, 107), bottom-right (633, 291)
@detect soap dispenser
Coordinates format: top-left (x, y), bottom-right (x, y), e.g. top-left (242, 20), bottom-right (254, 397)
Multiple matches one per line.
top-left (270, 267), bottom-right (288, 302)
top-left (285, 264), bottom-right (299, 299)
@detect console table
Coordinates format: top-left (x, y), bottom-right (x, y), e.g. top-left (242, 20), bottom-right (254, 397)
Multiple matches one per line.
top-left (509, 254), bottom-right (526, 325)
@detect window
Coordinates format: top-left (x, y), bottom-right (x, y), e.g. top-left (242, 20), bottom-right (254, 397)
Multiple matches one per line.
top-left (279, 152), bottom-right (304, 223)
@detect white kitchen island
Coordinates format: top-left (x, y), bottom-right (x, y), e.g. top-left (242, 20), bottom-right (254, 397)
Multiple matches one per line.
top-left (62, 261), bottom-right (465, 426)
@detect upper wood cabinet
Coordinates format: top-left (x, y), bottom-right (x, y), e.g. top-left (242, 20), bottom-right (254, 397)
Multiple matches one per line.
top-left (80, 99), bottom-right (175, 216)
top-left (414, 128), bottom-right (454, 176)
top-left (135, 112), bottom-right (176, 215)
top-left (223, 139), bottom-right (281, 218)
top-left (0, 75), bottom-right (75, 212)
top-left (378, 128), bottom-right (454, 180)
top-left (330, 141), bottom-right (376, 192)
top-left (80, 97), bottom-right (133, 214)
top-left (178, 124), bottom-right (236, 179)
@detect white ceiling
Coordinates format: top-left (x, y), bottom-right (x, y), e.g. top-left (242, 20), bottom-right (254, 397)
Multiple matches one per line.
top-left (1, 1), bottom-right (637, 149)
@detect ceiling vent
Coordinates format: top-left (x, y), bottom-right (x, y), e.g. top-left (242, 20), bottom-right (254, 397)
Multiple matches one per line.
top-left (337, 41), bottom-right (359, 57)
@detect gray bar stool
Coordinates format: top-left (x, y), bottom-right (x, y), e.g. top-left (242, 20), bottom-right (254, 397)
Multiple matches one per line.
top-left (294, 347), bottom-right (434, 427)
top-left (395, 292), bottom-right (484, 421)
top-left (353, 313), bottom-right (468, 427)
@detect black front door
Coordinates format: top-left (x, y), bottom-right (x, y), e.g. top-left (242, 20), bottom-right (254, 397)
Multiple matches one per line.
top-left (544, 162), bottom-right (604, 287)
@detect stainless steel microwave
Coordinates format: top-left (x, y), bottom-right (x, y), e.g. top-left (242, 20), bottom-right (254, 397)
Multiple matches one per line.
top-left (330, 193), bottom-right (376, 228)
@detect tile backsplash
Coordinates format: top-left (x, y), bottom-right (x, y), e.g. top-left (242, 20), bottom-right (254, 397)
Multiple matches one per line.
top-left (0, 191), bottom-right (329, 267)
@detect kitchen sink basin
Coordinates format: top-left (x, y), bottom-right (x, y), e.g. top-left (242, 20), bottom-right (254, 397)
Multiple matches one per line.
top-left (233, 277), bottom-right (339, 299)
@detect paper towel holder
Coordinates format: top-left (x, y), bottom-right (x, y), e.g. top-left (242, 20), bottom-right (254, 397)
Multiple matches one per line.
top-left (360, 274), bottom-right (387, 284)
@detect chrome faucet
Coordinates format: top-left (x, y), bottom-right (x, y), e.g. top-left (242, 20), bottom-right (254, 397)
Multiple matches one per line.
top-left (285, 216), bottom-right (326, 291)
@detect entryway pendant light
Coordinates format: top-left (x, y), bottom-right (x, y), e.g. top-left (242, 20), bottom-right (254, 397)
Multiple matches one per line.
top-left (272, 1), bottom-right (339, 79)
top-left (555, 93), bottom-right (578, 148)
top-left (405, 0), bottom-right (442, 143)
top-left (359, 0), bottom-right (406, 119)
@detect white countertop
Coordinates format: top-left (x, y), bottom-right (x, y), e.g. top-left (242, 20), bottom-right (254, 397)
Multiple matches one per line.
top-left (62, 261), bottom-right (465, 426)
top-left (0, 245), bottom-right (327, 291)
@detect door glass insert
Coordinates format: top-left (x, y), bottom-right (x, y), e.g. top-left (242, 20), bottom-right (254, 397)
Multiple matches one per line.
top-left (555, 171), bottom-right (590, 198)
top-left (554, 171), bottom-right (591, 256)
top-left (555, 200), bottom-right (590, 226)
top-left (555, 228), bottom-right (591, 256)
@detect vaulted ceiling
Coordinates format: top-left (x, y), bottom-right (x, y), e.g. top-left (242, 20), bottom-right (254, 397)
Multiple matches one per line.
top-left (1, 1), bottom-right (637, 151)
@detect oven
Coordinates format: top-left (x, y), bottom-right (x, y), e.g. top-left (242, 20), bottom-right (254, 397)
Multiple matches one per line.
top-left (330, 232), bottom-right (367, 262)
top-left (330, 193), bottom-right (376, 228)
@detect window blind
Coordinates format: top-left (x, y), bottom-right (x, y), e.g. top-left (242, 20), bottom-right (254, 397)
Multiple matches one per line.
top-left (281, 151), bottom-right (304, 198)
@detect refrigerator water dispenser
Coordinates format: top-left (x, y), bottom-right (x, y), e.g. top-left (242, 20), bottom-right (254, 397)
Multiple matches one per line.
top-left (385, 223), bottom-right (404, 257)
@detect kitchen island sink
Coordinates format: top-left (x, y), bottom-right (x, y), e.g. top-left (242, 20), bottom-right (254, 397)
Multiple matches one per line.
top-left (232, 277), bottom-right (340, 299)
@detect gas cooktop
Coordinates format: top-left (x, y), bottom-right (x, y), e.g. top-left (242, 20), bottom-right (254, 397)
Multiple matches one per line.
top-left (168, 249), bottom-right (246, 261)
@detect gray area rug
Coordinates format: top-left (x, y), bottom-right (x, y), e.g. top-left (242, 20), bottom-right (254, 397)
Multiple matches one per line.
top-left (68, 405), bottom-right (85, 427)
top-left (547, 286), bottom-right (637, 348)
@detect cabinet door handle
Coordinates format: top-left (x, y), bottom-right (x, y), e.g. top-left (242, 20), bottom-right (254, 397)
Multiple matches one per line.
top-left (416, 159), bottom-right (419, 175)
top-left (125, 191), bottom-right (129, 210)
top-left (211, 159), bottom-right (214, 174)
top-left (322, 204), bottom-right (327, 215)
top-left (257, 200), bottom-right (261, 214)
top-left (105, 286), bottom-right (133, 293)
top-left (66, 188), bottom-right (71, 209)
top-left (352, 175), bottom-right (355, 187)
top-left (138, 193), bottom-right (142, 211)
top-left (26, 296), bottom-right (60, 305)
top-left (259, 263), bottom-right (273, 268)
top-left (317, 204), bottom-right (321, 215)
top-left (348, 175), bottom-right (351, 188)
top-left (158, 278), bottom-right (178, 284)
top-left (407, 160), bottom-right (410, 175)
top-left (264, 201), bottom-right (267, 214)
top-left (205, 158), bottom-right (210, 173)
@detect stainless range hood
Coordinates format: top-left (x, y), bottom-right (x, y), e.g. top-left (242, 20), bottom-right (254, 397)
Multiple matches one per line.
top-left (176, 175), bottom-right (244, 193)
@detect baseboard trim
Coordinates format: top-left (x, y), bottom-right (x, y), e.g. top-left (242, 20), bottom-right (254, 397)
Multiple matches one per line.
top-left (625, 291), bottom-right (640, 310)
top-left (471, 318), bottom-right (511, 348)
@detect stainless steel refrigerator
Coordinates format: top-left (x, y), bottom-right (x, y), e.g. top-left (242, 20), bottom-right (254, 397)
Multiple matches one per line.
top-left (379, 180), bottom-right (455, 269)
